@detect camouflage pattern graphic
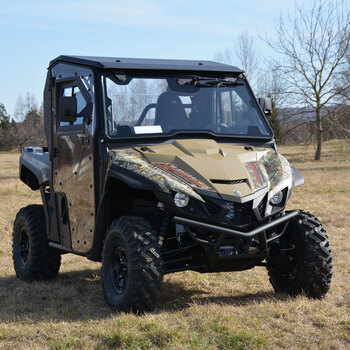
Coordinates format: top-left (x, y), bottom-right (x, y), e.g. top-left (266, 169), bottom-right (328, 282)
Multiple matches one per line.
top-left (258, 150), bottom-right (292, 192)
top-left (244, 150), bottom-right (292, 198)
top-left (251, 150), bottom-right (293, 202)
top-left (244, 161), bottom-right (267, 189)
top-left (109, 149), bottom-right (204, 201)
top-left (155, 163), bottom-right (212, 191)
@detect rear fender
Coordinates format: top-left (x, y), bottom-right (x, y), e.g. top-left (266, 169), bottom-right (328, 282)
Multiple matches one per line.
top-left (20, 147), bottom-right (49, 190)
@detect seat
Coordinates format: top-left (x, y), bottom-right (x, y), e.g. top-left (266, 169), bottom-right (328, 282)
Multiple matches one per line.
top-left (155, 92), bottom-right (191, 132)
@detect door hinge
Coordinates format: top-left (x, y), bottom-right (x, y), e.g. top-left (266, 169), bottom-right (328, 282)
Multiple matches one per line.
top-left (49, 77), bottom-right (56, 88)
top-left (50, 147), bottom-right (58, 158)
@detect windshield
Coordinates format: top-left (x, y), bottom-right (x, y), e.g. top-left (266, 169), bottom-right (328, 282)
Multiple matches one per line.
top-left (104, 74), bottom-right (272, 139)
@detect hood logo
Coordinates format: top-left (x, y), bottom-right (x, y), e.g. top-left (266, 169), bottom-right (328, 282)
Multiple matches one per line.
top-left (233, 189), bottom-right (241, 196)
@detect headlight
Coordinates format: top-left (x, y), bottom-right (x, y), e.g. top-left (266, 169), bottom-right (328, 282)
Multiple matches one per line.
top-left (174, 192), bottom-right (189, 207)
top-left (270, 191), bottom-right (283, 205)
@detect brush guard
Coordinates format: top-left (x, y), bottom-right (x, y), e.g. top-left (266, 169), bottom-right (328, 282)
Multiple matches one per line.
top-left (173, 210), bottom-right (298, 260)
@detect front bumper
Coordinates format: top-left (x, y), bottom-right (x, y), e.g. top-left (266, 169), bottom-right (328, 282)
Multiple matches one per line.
top-left (173, 210), bottom-right (298, 258)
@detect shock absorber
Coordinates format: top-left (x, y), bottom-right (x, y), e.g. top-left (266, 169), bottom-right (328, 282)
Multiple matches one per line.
top-left (157, 202), bottom-right (170, 247)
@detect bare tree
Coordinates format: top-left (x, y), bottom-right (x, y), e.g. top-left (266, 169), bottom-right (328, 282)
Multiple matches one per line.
top-left (13, 93), bottom-right (38, 122)
top-left (13, 94), bottom-right (25, 122)
top-left (235, 31), bottom-right (259, 84)
top-left (10, 92), bottom-right (44, 150)
top-left (269, 0), bottom-right (350, 160)
top-left (214, 31), bottom-right (259, 88)
top-left (24, 92), bottom-right (37, 114)
top-left (332, 53), bottom-right (350, 138)
top-left (14, 104), bottom-right (45, 151)
top-left (255, 63), bottom-right (285, 102)
top-left (338, 53), bottom-right (350, 101)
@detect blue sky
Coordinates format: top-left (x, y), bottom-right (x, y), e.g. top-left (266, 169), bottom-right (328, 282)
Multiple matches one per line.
top-left (0, 0), bottom-right (292, 119)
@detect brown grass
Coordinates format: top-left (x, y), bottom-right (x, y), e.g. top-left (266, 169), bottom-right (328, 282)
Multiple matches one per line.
top-left (0, 141), bottom-right (349, 349)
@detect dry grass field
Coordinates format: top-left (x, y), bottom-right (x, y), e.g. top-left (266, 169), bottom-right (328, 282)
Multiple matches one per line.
top-left (0, 141), bottom-right (349, 349)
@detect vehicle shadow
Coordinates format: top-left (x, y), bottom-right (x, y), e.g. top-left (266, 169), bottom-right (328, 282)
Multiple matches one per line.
top-left (0, 269), bottom-right (287, 322)
top-left (158, 280), bottom-right (287, 312)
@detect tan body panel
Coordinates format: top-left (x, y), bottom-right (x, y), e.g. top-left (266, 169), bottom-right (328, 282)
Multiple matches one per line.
top-left (136, 139), bottom-right (264, 197)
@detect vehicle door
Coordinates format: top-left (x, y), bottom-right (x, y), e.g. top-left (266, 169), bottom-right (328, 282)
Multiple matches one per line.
top-left (51, 64), bottom-right (95, 253)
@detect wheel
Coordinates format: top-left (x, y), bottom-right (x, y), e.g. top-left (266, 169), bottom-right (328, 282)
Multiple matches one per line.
top-left (102, 216), bottom-right (163, 313)
top-left (13, 205), bottom-right (61, 281)
top-left (267, 210), bottom-right (332, 298)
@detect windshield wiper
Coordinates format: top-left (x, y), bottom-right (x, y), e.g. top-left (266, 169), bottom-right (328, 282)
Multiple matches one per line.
top-left (177, 76), bottom-right (245, 87)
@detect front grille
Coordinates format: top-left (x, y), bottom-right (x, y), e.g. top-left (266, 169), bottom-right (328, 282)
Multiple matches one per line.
top-left (257, 195), bottom-right (267, 217)
top-left (204, 197), bottom-right (256, 227)
top-left (223, 201), bottom-right (256, 226)
top-left (204, 199), bottom-right (222, 221)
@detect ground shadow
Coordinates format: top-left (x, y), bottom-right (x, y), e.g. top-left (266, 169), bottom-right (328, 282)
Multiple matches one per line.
top-left (158, 280), bottom-right (288, 312)
top-left (0, 268), bottom-right (112, 322)
top-left (0, 269), bottom-right (288, 322)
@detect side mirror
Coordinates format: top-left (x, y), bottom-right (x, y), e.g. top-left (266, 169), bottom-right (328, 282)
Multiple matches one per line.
top-left (258, 97), bottom-right (272, 117)
top-left (58, 96), bottom-right (77, 123)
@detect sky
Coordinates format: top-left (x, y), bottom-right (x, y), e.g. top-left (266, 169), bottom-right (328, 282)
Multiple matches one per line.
top-left (0, 0), bottom-right (293, 120)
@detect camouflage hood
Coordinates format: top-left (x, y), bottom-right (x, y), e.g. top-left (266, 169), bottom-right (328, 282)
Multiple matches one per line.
top-left (108, 139), bottom-right (293, 202)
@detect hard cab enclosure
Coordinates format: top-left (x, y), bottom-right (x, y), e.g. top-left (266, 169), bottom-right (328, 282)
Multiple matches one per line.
top-left (15, 56), bottom-right (332, 312)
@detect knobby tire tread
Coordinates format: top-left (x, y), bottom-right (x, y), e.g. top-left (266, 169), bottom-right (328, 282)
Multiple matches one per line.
top-left (267, 210), bottom-right (332, 299)
top-left (13, 205), bottom-right (61, 281)
top-left (102, 216), bottom-right (163, 313)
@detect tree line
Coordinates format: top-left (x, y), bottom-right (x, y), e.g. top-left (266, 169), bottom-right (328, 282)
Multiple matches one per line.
top-left (0, 93), bottom-right (44, 151)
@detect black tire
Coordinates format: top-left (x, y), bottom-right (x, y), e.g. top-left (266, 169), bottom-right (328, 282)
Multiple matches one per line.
top-left (102, 216), bottom-right (163, 313)
top-left (267, 211), bottom-right (332, 299)
top-left (13, 205), bottom-right (61, 281)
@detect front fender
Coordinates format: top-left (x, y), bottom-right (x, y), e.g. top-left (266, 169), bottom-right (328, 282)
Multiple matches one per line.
top-left (291, 165), bottom-right (304, 188)
top-left (106, 164), bottom-right (159, 192)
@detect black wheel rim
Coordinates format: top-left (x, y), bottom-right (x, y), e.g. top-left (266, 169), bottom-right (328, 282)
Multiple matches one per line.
top-left (19, 226), bottom-right (29, 265)
top-left (279, 241), bottom-right (299, 281)
top-left (110, 244), bottom-right (128, 294)
top-left (286, 252), bottom-right (299, 281)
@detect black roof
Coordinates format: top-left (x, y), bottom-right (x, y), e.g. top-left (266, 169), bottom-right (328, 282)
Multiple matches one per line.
top-left (49, 55), bottom-right (242, 73)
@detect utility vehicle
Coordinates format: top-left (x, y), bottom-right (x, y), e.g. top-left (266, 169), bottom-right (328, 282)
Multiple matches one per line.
top-left (14, 56), bottom-right (333, 312)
